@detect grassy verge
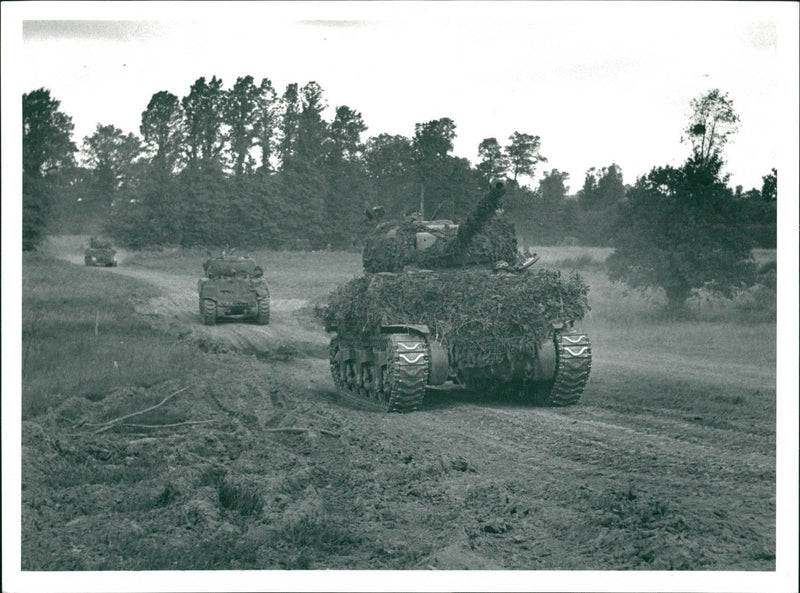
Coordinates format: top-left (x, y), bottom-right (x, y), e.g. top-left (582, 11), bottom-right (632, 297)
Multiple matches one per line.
top-left (534, 246), bottom-right (777, 324)
top-left (22, 253), bottom-right (209, 419)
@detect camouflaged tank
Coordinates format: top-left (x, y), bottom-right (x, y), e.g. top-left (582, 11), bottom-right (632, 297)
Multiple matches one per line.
top-left (322, 182), bottom-right (592, 412)
top-left (198, 253), bottom-right (270, 325)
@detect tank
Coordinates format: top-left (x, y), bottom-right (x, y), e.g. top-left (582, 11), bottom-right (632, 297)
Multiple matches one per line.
top-left (198, 252), bottom-right (270, 326)
top-left (321, 182), bottom-right (592, 412)
top-left (84, 237), bottom-right (117, 267)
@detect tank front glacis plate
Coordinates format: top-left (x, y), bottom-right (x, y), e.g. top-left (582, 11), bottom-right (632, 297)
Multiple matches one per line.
top-left (199, 278), bottom-right (262, 307)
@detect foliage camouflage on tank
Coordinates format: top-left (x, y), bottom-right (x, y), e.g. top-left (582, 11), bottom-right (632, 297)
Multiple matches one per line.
top-left (362, 220), bottom-right (518, 273)
top-left (322, 268), bottom-right (589, 366)
top-left (322, 182), bottom-right (592, 412)
top-left (362, 183), bottom-right (516, 272)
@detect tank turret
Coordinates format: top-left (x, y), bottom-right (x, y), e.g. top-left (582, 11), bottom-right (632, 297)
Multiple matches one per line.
top-left (362, 183), bottom-right (516, 273)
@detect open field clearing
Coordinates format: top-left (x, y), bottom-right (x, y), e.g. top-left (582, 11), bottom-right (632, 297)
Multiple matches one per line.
top-left (19, 237), bottom-right (777, 572)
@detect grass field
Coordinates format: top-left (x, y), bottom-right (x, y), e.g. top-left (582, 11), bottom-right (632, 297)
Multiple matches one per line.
top-left (22, 254), bottom-right (210, 419)
top-left (123, 247), bottom-right (363, 305)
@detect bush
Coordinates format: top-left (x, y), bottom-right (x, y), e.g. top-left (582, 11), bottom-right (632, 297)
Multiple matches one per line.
top-left (607, 156), bottom-right (756, 310)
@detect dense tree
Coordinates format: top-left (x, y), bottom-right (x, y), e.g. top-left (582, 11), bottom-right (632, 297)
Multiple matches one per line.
top-left (26, 78), bottom-right (496, 251)
top-left (412, 118), bottom-right (456, 217)
top-left (279, 161), bottom-right (328, 249)
top-left (761, 168), bottom-right (777, 201)
top-left (505, 132), bottom-right (546, 183)
top-left (328, 105), bottom-right (367, 163)
top-left (136, 92), bottom-right (185, 246)
top-left (539, 169), bottom-right (574, 244)
top-left (422, 156), bottom-right (482, 222)
top-left (477, 137), bottom-right (508, 187)
top-left (23, 88), bottom-right (77, 178)
top-left (81, 124), bottom-right (143, 198)
top-left (254, 78), bottom-right (279, 172)
top-left (278, 83), bottom-right (301, 167)
top-left (413, 119), bottom-right (456, 161)
top-left (734, 185), bottom-right (761, 201)
top-left (182, 76), bottom-right (226, 170)
top-left (322, 106), bottom-right (369, 247)
top-left (608, 89), bottom-right (757, 310)
top-left (682, 88), bottom-right (740, 165)
top-left (516, 169), bottom-right (571, 245)
top-left (732, 168), bottom-right (777, 248)
top-left (363, 133), bottom-right (416, 216)
top-left (294, 81), bottom-right (329, 167)
top-left (364, 134), bottom-right (413, 180)
top-left (578, 164), bottom-right (624, 210)
top-left (140, 91), bottom-right (183, 174)
top-left (540, 169), bottom-right (570, 209)
top-left (22, 88), bottom-right (77, 249)
top-left (607, 155), bottom-right (755, 309)
top-left (224, 75), bottom-right (260, 175)
top-left (577, 164), bottom-right (625, 245)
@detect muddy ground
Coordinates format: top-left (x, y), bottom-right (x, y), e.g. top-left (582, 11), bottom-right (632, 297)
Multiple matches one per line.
top-left (18, 237), bottom-right (781, 583)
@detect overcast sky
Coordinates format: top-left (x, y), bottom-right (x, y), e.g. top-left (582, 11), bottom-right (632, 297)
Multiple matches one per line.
top-left (12, 1), bottom-right (794, 191)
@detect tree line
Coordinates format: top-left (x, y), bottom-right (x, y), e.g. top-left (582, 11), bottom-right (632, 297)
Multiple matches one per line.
top-left (24, 82), bottom-right (776, 309)
top-left (24, 77), bottom-right (549, 250)
top-left (24, 77), bottom-right (777, 253)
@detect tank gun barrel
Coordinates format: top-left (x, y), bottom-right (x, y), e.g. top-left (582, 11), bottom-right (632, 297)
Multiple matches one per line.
top-left (455, 182), bottom-right (506, 252)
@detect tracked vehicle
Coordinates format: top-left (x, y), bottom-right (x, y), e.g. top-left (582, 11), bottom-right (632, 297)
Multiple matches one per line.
top-left (198, 253), bottom-right (270, 326)
top-left (84, 237), bottom-right (117, 267)
top-left (321, 182), bottom-right (592, 412)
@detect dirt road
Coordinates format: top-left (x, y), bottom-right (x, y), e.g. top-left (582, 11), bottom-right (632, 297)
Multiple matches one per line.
top-left (57, 244), bottom-right (327, 360)
top-left (31, 238), bottom-right (776, 572)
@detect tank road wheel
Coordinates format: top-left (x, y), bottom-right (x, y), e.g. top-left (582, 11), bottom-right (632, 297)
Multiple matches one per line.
top-left (529, 328), bottom-right (592, 406)
top-left (256, 296), bottom-right (270, 325)
top-left (331, 337), bottom-right (358, 392)
top-left (202, 298), bottom-right (217, 326)
top-left (329, 337), bottom-right (347, 392)
top-left (330, 334), bottom-right (428, 412)
top-left (378, 334), bottom-right (429, 413)
top-left (359, 361), bottom-right (376, 401)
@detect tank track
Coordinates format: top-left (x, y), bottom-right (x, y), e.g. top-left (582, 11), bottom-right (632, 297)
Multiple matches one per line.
top-left (381, 334), bottom-right (429, 412)
top-left (545, 327), bottom-right (592, 406)
top-left (329, 333), bottom-right (429, 413)
top-left (472, 328), bottom-right (592, 406)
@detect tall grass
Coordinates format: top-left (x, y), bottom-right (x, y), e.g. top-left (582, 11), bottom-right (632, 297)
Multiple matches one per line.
top-left (22, 254), bottom-right (207, 419)
top-left (528, 246), bottom-right (777, 323)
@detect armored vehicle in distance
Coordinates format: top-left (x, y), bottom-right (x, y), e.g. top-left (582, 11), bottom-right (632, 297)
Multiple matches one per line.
top-left (84, 237), bottom-right (117, 267)
top-left (198, 253), bottom-right (270, 326)
top-left (322, 183), bottom-right (592, 412)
